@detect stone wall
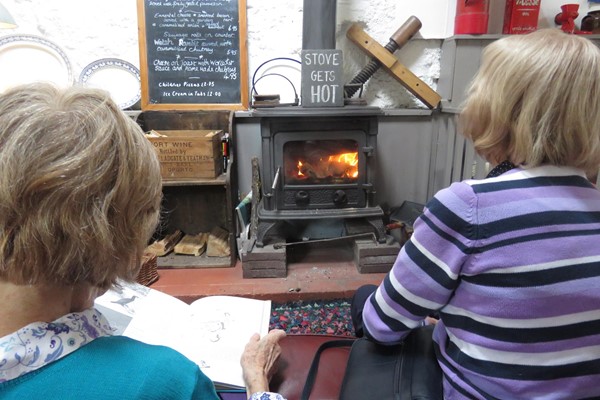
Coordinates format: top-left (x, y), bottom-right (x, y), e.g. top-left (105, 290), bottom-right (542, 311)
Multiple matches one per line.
top-left (0, 0), bottom-right (588, 108)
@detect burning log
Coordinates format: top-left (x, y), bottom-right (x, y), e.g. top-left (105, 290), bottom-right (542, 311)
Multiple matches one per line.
top-left (295, 151), bottom-right (359, 181)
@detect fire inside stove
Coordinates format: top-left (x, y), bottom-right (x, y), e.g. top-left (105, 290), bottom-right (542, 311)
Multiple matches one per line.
top-left (284, 139), bottom-right (359, 185)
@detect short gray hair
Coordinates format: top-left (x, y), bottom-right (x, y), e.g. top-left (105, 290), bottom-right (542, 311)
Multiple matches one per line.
top-left (459, 29), bottom-right (600, 176)
top-left (0, 83), bottom-right (162, 288)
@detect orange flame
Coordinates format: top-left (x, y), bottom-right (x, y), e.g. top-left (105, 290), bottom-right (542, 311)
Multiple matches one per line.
top-left (295, 151), bottom-right (358, 180)
top-left (328, 152), bottom-right (359, 178)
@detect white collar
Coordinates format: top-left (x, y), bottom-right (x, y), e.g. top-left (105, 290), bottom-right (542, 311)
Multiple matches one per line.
top-left (468, 165), bottom-right (588, 186)
top-left (0, 307), bottom-right (113, 382)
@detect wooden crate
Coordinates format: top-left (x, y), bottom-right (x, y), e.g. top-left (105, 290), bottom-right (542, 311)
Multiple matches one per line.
top-left (147, 129), bottom-right (223, 180)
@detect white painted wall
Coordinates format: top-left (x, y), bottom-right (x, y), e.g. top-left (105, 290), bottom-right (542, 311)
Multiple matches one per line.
top-left (0, 0), bottom-right (595, 109)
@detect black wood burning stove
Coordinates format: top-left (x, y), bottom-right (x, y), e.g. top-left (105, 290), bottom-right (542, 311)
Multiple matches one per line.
top-left (255, 107), bottom-right (386, 247)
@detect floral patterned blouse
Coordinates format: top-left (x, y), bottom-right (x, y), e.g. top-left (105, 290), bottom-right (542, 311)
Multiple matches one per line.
top-left (0, 308), bottom-right (286, 399)
top-left (0, 308), bottom-right (113, 382)
top-left (249, 394), bottom-right (286, 400)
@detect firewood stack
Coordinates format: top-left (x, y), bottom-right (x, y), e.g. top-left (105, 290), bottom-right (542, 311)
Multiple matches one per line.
top-left (146, 227), bottom-right (231, 259)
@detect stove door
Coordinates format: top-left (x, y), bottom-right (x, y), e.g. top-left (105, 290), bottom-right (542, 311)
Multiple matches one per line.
top-left (283, 138), bottom-right (359, 185)
top-left (274, 130), bottom-right (368, 210)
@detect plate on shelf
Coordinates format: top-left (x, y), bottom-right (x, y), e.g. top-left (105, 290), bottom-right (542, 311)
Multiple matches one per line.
top-left (0, 34), bottom-right (73, 93)
top-left (78, 58), bottom-right (141, 109)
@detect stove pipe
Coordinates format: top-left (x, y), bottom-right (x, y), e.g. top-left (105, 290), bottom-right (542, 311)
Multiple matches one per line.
top-left (302, 0), bottom-right (337, 49)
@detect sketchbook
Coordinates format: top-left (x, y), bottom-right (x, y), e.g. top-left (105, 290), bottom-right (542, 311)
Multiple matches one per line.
top-left (94, 281), bottom-right (271, 389)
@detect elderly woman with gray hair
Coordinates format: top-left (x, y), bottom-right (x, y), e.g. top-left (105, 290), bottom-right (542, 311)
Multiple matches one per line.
top-left (353, 28), bottom-right (600, 399)
top-left (0, 83), bottom-right (285, 400)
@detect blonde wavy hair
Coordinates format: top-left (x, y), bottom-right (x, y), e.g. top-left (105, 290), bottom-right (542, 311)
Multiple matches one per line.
top-left (459, 29), bottom-right (600, 176)
top-left (0, 83), bottom-right (162, 289)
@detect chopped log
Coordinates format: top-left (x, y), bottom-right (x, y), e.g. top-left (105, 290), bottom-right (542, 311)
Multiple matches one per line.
top-left (174, 233), bottom-right (209, 256)
top-left (206, 226), bottom-right (231, 257)
top-left (146, 230), bottom-right (184, 256)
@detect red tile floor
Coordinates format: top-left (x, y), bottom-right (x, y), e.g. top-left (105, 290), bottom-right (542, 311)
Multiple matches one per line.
top-left (150, 242), bottom-right (389, 304)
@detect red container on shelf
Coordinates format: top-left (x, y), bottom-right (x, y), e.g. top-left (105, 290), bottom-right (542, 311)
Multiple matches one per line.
top-left (503, 0), bottom-right (542, 34)
top-left (455, 0), bottom-right (490, 34)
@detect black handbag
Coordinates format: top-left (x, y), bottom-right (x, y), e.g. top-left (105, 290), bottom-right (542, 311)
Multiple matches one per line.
top-left (301, 325), bottom-right (443, 400)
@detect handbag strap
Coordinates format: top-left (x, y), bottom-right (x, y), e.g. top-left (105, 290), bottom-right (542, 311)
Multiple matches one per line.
top-left (300, 339), bottom-right (355, 400)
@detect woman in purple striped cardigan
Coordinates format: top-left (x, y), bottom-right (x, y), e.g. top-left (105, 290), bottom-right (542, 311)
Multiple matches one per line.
top-left (353, 28), bottom-right (600, 399)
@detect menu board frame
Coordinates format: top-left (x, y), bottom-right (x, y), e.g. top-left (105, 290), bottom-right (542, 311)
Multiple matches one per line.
top-left (137, 0), bottom-right (248, 110)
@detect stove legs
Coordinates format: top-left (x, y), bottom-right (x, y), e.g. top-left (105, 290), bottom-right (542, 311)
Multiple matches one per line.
top-left (366, 216), bottom-right (387, 243)
top-left (256, 220), bottom-right (279, 248)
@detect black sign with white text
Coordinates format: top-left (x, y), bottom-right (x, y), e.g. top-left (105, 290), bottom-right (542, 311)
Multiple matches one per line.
top-left (301, 49), bottom-right (343, 107)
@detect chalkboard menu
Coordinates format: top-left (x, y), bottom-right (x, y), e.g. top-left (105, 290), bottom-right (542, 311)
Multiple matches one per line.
top-left (137, 0), bottom-right (248, 110)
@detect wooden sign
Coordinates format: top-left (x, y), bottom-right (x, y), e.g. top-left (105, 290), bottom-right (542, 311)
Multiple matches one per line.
top-left (137, 0), bottom-right (248, 110)
top-left (301, 49), bottom-right (344, 107)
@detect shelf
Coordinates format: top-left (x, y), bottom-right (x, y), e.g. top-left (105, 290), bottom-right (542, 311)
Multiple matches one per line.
top-left (162, 173), bottom-right (227, 186)
top-left (157, 253), bottom-right (231, 269)
top-left (235, 106), bottom-right (383, 118)
top-left (139, 110), bottom-right (237, 270)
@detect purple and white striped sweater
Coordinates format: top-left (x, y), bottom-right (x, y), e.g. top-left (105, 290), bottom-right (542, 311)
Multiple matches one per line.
top-left (362, 165), bottom-right (600, 399)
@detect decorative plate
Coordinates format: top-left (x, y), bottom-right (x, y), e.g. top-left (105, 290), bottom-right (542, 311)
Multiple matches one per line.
top-left (0, 34), bottom-right (73, 93)
top-left (78, 58), bottom-right (141, 110)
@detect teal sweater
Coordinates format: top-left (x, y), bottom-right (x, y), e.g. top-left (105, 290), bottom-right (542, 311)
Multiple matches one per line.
top-left (0, 335), bottom-right (220, 400)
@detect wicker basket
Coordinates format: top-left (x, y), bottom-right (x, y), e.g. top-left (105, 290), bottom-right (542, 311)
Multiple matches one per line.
top-left (136, 252), bottom-right (159, 286)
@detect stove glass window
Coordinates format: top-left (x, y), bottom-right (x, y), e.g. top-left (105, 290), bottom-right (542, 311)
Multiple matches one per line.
top-left (283, 139), bottom-right (359, 185)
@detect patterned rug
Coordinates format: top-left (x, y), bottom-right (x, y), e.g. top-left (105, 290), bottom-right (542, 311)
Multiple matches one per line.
top-left (269, 298), bottom-right (355, 337)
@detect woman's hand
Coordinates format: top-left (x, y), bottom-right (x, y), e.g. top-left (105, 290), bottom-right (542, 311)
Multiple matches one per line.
top-left (240, 329), bottom-right (286, 396)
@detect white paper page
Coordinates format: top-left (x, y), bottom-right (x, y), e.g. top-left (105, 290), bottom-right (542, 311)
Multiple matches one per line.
top-left (96, 286), bottom-right (271, 388)
top-left (184, 296), bottom-right (272, 388)
top-left (95, 282), bottom-right (191, 353)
